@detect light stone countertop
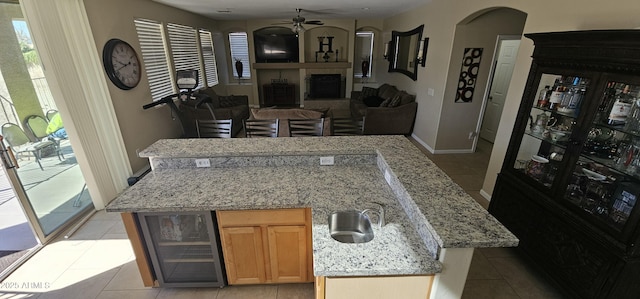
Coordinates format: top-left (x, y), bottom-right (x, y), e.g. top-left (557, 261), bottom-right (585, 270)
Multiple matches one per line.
top-left (106, 135), bottom-right (518, 276)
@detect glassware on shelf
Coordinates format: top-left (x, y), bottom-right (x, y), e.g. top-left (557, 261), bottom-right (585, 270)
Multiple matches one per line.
top-left (607, 85), bottom-right (635, 126)
top-left (525, 155), bottom-right (549, 181)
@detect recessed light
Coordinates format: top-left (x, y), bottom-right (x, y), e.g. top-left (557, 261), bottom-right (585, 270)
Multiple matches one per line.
top-left (217, 10), bottom-right (231, 13)
top-left (362, 7), bottom-right (370, 10)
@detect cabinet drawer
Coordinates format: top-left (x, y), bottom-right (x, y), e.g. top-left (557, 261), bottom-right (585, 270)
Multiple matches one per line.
top-left (217, 208), bottom-right (308, 227)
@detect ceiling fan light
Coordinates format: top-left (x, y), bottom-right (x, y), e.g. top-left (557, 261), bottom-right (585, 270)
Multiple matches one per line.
top-left (292, 23), bottom-right (305, 33)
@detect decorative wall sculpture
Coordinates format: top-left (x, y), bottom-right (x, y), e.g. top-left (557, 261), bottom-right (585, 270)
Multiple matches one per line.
top-left (455, 48), bottom-right (483, 103)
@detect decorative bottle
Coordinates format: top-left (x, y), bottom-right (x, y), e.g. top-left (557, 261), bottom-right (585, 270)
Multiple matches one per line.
top-left (536, 85), bottom-right (551, 108)
top-left (607, 85), bottom-right (634, 126)
top-left (548, 78), bottom-right (565, 110)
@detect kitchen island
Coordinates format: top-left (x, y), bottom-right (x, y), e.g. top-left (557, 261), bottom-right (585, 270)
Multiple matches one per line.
top-left (106, 136), bottom-right (518, 298)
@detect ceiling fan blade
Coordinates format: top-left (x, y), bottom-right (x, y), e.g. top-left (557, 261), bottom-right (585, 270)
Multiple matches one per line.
top-left (304, 21), bottom-right (323, 25)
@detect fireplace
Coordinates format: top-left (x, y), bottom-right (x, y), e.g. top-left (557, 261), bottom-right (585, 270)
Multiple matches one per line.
top-left (309, 74), bottom-right (341, 99)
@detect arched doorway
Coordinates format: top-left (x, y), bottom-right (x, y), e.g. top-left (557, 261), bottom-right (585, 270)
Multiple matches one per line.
top-left (437, 7), bottom-right (527, 151)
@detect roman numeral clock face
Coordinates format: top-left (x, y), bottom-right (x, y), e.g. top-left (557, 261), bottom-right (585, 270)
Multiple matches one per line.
top-left (102, 39), bottom-right (141, 90)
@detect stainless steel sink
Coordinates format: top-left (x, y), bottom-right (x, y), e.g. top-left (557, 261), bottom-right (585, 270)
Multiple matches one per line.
top-left (328, 210), bottom-right (374, 243)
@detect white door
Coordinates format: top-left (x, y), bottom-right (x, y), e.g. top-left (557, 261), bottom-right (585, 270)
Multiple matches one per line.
top-left (480, 38), bottom-right (520, 143)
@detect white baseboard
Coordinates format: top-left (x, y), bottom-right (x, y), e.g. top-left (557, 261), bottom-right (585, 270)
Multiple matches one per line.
top-left (479, 189), bottom-right (492, 202)
top-left (410, 134), bottom-right (475, 154)
top-left (410, 133), bottom-right (435, 154)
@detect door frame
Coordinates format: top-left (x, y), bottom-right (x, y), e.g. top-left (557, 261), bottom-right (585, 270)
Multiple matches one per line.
top-left (474, 34), bottom-right (522, 150)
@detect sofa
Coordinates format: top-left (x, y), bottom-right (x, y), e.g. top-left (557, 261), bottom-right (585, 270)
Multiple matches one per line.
top-left (180, 88), bottom-right (250, 137)
top-left (350, 84), bottom-right (418, 135)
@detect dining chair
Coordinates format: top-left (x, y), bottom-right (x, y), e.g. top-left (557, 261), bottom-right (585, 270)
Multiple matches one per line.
top-left (196, 119), bottom-right (233, 138)
top-left (243, 119), bottom-right (279, 138)
top-left (331, 117), bottom-right (365, 136)
top-left (288, 118), bottom-right (324, 137)
top-left (1, 123), bottom-right (61, 170)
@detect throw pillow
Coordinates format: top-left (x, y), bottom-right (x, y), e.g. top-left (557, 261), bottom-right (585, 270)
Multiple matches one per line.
top-left (358, 87), bottom-right (378, 101)
top-left (388, 94), bottom-right (402, 108)
top-left (379, 98), bottom-right (391, 107)
top-left (363, 95), bottom-right (385, 107)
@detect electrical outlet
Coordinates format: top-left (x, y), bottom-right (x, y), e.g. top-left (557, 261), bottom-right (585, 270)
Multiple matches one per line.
top-left (428, 88), bottom-right (435, 96)
top-left (195, 158), bottom-right (211, 168)
top-left (320, 156), bottom-right (334, 166)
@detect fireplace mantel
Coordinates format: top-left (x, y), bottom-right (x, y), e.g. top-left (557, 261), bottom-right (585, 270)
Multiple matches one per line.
top-left (252, 62), bottom-right (352, 70)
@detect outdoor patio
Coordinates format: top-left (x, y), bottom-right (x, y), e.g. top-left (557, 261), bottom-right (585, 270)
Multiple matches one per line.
top-left (0, 139), bottom-right (92, 271)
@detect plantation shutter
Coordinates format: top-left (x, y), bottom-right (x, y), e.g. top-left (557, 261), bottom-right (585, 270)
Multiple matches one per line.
top-left (228, 32), bottom-right (251, 79)
top-left (199, 29), bottom-right (219, 87)
top-left (134, 18), bottom-right (174, 101)
top-left (167, 23), bottom-right (203, 89)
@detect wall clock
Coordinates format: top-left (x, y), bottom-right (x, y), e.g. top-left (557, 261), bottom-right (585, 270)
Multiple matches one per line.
top-left (102, 38), bottom-right (141, 90)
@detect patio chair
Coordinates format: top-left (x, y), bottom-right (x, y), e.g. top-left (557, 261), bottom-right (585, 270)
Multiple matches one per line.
top-left (25, 115), bottom-right (65, 160)
top-left (46, 109), bottom-right (59, 122)
top-left (1, 123), bottom-right (61, 170)
top-left (196, 119), bottom-right (233, 138)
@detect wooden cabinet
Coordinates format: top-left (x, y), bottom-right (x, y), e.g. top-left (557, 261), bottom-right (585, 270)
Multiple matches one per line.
top-left (489, 30), bottom-right (640, 298)
top-left (217, 208), bottom-right (312, 285)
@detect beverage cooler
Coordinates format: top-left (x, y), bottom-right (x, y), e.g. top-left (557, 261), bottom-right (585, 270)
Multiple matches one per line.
top-left (489, 30), bottom-right (640, 299)
top-left (138, 211), bottom-right (226, 287)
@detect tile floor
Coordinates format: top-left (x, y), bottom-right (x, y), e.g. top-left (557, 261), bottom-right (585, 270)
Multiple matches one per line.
top-left (0, 138), bottom-right (564, 299)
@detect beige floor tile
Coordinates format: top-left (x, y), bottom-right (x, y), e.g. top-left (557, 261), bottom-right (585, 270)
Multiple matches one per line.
top-left (68, 239), bottom-right (134, 270)
top-left (448, 174), bottom-right (484, 191)
top-left (38, 267), bottom-right (119, 299)
top-left (478, 247), bottom-right (518, 259)
top-left (276, 283), bottom-right (314, 299)
top-left (217, 284), bottom-right (277, 299)
top-left (156, 287), bottom-right (219, 298)
top-left (95, 289), bottom-right (159, 299)
top-left (489, 256), bottom-right (563, 299)
top-left (103, 261), bottom-right (147, 291)
top-left (466, 249), bottom-right (502, 280)
top-left (67, 220), bottom-right (118, 241)
top-left (462, 279), bottom-right (520, 299)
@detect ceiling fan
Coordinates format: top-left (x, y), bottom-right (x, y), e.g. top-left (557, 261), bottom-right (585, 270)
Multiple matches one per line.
top-left (275, 8), bottom-right (324, 33)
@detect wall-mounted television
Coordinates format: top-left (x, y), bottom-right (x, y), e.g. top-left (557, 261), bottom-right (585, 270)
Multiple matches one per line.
top-left (253, 27), bottom-right (299, 63)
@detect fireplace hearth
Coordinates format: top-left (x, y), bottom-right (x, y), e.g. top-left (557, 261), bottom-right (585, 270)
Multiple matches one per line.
top-left (309, 74), bottom-right (341, 99)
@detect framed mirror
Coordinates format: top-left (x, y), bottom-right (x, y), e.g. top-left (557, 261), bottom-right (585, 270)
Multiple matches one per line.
top-left (388, 25), bottom-right (424, 81)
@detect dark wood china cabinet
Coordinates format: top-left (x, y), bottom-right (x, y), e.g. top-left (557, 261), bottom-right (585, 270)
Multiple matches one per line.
top-left (489, 30), bottom-right (640, 299)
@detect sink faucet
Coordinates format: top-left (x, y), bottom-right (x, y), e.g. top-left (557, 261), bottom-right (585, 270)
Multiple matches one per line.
top-left (362, 202), bottom-right (385, 228)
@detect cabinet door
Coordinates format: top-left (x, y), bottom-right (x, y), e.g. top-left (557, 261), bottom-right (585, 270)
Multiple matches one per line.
top-left (220, 226), bottom-right (267, 285)
top-left (561, 76), bottom-right (640, 241)
top-left (509, 72), bottom-right (595, 193)
top-left (267, 225), bottom-right (308, 283)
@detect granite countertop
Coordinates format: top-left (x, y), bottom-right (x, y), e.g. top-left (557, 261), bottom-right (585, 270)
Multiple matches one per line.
top-left (106, 135), bottom-right (518, 277)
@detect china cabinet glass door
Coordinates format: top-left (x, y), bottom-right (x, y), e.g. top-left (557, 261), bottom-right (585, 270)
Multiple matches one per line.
top-left (512, 72), bottom-right (591, 190)
top-left (563, 78), bottom-right (640, 236)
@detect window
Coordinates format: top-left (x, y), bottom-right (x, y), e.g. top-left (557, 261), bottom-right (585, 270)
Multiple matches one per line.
top-left (228, 32), bottom-right (250, 79)
top-left (167, 23), bottom-right (203, 89)
top-left (134, 19), bottom-right (173, 101)
top-left (135, 18), bottom-right (220, 100)
top-left (199, 29), bottom-right (219, 87)
top-left (355, 32), bottom-right (374, 78)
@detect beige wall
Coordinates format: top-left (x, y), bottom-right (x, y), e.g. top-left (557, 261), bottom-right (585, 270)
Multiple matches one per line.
top-left (83, 0), bottom-right (219, 172)
top-left (382, 0), bottom-right (640, 197)
top-left (437, 8), bottom-right (526, 150)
